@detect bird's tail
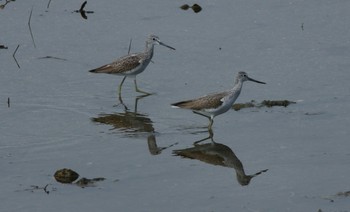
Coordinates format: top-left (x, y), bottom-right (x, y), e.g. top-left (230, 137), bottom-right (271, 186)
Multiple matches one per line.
top-left (171, 100), bottom-right (194, 109)
top-left (88, 64), bottom-right (111, 73)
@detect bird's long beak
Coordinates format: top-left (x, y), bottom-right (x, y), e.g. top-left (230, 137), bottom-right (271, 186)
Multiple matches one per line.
top-left (248, 77), bottom-right (266, 84)
top-left (159, 41), bottom-right (176, 50)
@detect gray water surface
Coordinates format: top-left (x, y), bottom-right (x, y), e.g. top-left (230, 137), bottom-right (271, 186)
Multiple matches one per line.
top-left (1, 0), bottom-right (350, 211)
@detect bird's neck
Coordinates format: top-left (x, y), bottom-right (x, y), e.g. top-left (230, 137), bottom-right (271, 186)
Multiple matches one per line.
top-left (226, 80), bottom-right (243, 102)
top-left (231, 80), bottom-right (243, 93)
top-left (145, 43), bottom-right (155, 59)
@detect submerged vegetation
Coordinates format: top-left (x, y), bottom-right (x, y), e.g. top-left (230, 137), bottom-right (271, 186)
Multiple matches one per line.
top-left (232, 100), bottom-right (296, 111)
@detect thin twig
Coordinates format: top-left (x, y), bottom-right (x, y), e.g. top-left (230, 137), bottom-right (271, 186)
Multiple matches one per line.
top-left (7, 97), bottom-right (10, 108)
top-left (43, 184), bottom-right (50, 194)
top-left (128, 38), bottom-right (132, 54)
top-left (79, 1), bottom-right (87, 11)
top-left (79, 1), bottom-right (87, 20)
top-left (28, 6), bottom-right (36, 48)
top-left (47, 0), bottom-right (52, 9)
top-left (21, 184), bottom-right (54, 194)
top-left (12, 44), bottom-right (20, 69)
top-left (37, 56), bottom-right (68, 61)
top-left (0, 0), bottom-right (14, 9)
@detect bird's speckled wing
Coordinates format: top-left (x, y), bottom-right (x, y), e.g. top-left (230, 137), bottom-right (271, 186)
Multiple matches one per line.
top-left (89, 53), bottom-right (144, 74)
top-left (172, 91), bottom-right (229, 110)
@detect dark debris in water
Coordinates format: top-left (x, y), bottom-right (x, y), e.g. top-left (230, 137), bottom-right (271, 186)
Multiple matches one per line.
top-left (16, 184), bottom-right (56, 194)
top-left (180, 3), bottom-right (202, 13)
top-left (54, 168), bottom-right (106, 188)
top-left (0, 0), bottom-right (15, 10)
top-left (191, 4), bottom-right (202, 13)
top-left (336, 191), bottom-right (350, 197)
top-left (73, 1), bottom-right (94, 20)
top-left (180, 4), bottom-right (190, 10)
top-left (304, 112), bottom-right (324, 116)
top-left (37, 55), bottom-right (68, 61)
top-left (261, 100), bottom-right (295, 107)
top-left (322, 190), bottom-right (350, 203)
top-left (76, 177), bottom-right (106, 188)
top-left (232, 100), bottom-right (296, 111)
top-left (54, 168), bottom-right (79, 183)
top-left (0, 44), bottom-right (8, 49)
top-left (17, 168), bottom-right (107, 194)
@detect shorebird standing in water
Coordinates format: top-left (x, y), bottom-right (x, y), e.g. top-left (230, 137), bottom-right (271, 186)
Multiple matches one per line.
top-left (171, 71), bottom-right (266, 130)
top-left (89, 34), bottom-right (175, 96)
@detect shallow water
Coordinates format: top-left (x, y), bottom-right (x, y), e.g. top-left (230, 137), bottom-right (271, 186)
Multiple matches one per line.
top-left (1, 0), bottom-right (350, 211)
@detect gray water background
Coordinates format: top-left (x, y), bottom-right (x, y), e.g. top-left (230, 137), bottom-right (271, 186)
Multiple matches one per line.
top-left (1, 0), bottom-right (350, 211)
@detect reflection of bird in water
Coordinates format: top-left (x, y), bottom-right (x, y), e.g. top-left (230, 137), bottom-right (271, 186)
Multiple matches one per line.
top-left (91, 96), bottom-right (177, 154)
top-left (92, 95), bottom-right (154, 135)
top-left (91, 111), bottom-right (154, 135)
top-left (173, 136), bottom-right (268, 186)
top-left (147, 134), bottom-right (177, 155)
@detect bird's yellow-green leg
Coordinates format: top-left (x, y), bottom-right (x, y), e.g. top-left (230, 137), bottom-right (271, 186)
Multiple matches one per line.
top-left (208, 118), bottom-right (214, 131)
top-left (208, 127), bottom-right (214, 138)
top-left (134, 78), bottom-right (152, 95)
top-left (118, 76), bottom-right (127, 97)
top-left (193, 111), bottom-right (214, 130)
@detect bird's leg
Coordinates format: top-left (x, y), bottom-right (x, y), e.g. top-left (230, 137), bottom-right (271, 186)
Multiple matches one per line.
top-left (117, 95), bottom-right (129, 111)
top-left (208, 118), bottom-right (214, 131)
top-left (113, 76), bottom-right (129, 110)
top-left (193, 111), bottom-right (210, 119)
top-left (134, 78), bottom-right (152, 95)
top-left (118, 76), bottom-right (127, 97)
top-left (208, 128), bottom-right (214, 139)
top-left (193, 128), bottom-right (215, 145)
top-left (193, 135), bottom-right (211, 145)
top-left (192, 111), bottom-right (214, 131)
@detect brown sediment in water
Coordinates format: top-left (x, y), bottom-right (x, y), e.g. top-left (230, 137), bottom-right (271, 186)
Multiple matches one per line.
top-left (261, 100), bottom-right (295, 107)
top-left (232, 100), bottom-right (296, 111)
